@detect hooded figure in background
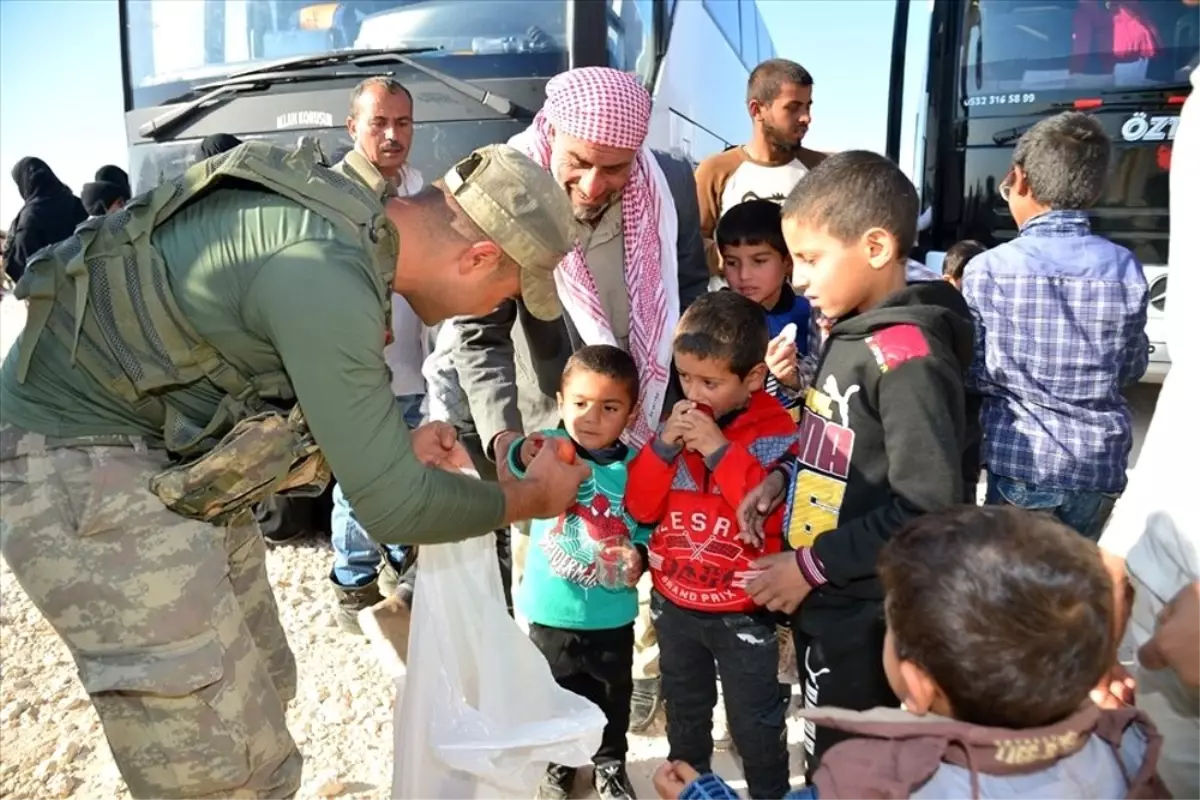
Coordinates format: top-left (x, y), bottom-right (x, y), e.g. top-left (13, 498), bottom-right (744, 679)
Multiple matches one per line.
top-left (3, 157), bottom-right (87, 281)
top-left (81, 180), bottom-right (130, 218)
top-left (94, 165), bottom-right (131, 198)
top-left (198, 133), bottom-right (243, 159)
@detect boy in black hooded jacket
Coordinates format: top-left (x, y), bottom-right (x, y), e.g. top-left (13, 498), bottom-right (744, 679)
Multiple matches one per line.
top-left (736, 151), bottom-right (976, 775)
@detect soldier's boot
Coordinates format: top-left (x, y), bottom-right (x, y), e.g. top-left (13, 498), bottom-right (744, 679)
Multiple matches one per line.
top-left (358, 592), bottom-right (414, 680)
top-left (330, 575), bottom-right (383, 635)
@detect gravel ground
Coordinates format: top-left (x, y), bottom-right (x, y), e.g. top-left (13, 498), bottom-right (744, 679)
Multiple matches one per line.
top-left (0, 533), bottom-right (810, 800)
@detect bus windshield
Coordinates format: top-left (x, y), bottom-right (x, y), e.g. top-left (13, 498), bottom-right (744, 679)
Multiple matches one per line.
top-left (961, 0), bottom-right (1197, 99)
top-left (123, 0), bottom-right (568, 106)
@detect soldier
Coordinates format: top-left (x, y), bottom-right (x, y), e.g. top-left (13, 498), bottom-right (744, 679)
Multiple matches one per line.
top-left (0, 141), bottom-right (587, 799)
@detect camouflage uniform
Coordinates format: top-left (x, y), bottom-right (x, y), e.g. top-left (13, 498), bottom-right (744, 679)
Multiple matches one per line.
top-left (0, 141), bottom-right (575, 799)
top-left (0, 427), bottom-right (300, 798)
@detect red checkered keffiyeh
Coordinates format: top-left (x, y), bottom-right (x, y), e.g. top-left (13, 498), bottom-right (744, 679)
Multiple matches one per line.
top-left (509, 67), bottom-right (680, 448)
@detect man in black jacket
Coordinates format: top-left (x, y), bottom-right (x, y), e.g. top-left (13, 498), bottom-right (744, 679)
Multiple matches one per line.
top-left (4, 158), bottom-right (87, 281)
top-left (450, 67), bottom-right (710, 734)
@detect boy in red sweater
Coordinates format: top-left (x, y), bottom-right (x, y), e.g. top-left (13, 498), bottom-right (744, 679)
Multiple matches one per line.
top-left (627, 291), bottom-right (797, 799)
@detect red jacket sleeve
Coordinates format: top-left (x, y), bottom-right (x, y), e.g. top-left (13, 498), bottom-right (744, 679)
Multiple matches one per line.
top-left (626, 444), bottom-right (679, 524)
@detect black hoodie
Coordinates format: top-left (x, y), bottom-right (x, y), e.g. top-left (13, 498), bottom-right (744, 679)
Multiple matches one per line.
top-left (787, 281), bottom-right (975, 636)
top-left (94, 165), bottom-right (131, 199)
top-left (3, 157), bottom-right (87, 281)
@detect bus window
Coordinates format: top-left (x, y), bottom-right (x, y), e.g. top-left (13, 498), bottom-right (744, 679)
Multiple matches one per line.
top-left (123, 0), bottom-right (567, 104)
top-left (962, 0), bottom-right (1198, 98)
top-left (703, 0), bottom-right (742, 54)
top-left (607, 0), bottom-right (657, 85)
top-left (739, 0), bottom-right (759, 68)
top-left (757, 11), bottom-right (775, 61)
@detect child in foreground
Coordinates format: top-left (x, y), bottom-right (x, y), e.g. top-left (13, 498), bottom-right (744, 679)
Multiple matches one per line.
top-left (508, 345), bottom-right (649, 800)
top-left (737, 151), bottom-right (975, 772)
top-left (626, 291), bottom-right (798, 800)
top-left (653, 506), bottom-right (1167, 799)
top-left (717, 199), bottom-right (815, 416)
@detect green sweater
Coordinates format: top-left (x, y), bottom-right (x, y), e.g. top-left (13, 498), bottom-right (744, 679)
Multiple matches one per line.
top-left (0, 188), bottom-right (504, 543)
top-left (510, 430), bottom-right (650, 631)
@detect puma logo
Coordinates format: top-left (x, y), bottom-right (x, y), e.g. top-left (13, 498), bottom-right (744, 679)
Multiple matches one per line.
top-left (821, 375), bottom-right (860, 427)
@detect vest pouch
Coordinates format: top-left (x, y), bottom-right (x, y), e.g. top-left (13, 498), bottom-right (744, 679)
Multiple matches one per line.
top-left (149, 405), bottom-right (330, 526)
top-left (162, 395), bottom-right (254, 459)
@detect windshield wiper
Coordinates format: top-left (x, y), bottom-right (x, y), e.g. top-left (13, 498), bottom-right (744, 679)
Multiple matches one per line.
top-left (222, 46), bottom-right (441, 80)
top-left (139, 47), bottom-right (531, 142)
top-left (139, 68), bottom-right (395, 140)
top-left (347, 47), bottom-right (531, 119)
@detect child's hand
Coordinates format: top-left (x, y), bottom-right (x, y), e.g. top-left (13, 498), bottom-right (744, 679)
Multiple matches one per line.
top-left (596, 539), bottom-right (644, 589)
top-left (680, 409), bottom-right (727, 458)
top-left (735, 469), bottom-right (788, 548)
top-left (518, 433), bottom-right (547, 468)
top-left (765, 333), bottom-right (802, 389)
top-left (743, 551), bottom-right (813, 614)
top-left (653, 761), bottom-right (703, 800)
top-left (660, 400), bottom-right (695, 447)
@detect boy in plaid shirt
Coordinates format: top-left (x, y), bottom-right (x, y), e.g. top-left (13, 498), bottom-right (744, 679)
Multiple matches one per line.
top-left (963, 112), bottom-right (1149, 539)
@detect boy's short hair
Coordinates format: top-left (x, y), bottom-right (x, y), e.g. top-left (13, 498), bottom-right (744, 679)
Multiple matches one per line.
top-left (561, 344), bottom-right (640, 402)
top-left (715, 199), bottom-right (788, 258)
top-left (747, 59), bottom-right (813, 106)
top-left (674, 292), bottom-right (769, 379)
top-left (1012, 111), bottom-right (1111, 210)
top-left (781, 151), bottom-right (918, 255)
top-left (942, 239), bottom-right (987, 281)
top-left (879, 506), bottom-right (1113, 730)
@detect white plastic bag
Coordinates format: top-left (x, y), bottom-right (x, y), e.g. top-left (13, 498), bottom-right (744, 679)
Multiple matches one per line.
top-left (0, 291), bottom-right (28, 365)
top-left (392, 532), bottom-right (606, 799)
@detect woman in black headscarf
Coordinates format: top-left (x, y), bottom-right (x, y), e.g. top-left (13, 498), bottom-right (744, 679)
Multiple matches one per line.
top-left (3, 157), bottom-right (87, 281)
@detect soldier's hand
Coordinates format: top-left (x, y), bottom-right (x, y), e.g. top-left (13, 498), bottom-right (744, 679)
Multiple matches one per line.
top-left (523, 443), bottom-right (590, 518)
top-left (411, 422), bottom-right (460, 468)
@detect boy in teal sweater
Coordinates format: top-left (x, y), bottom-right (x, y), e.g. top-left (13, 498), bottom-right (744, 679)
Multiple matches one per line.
top-left (507, 345), bottom-right (650, 800)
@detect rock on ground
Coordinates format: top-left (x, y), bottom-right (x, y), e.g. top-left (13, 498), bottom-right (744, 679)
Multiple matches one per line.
top-left (1, 534), bottom-right (809, 799)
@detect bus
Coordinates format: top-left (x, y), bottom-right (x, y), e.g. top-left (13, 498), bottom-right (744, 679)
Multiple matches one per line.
top-left (118, 0), bottom-right (776, 191)
top-left (891, 0), bottom-right (1195, 381)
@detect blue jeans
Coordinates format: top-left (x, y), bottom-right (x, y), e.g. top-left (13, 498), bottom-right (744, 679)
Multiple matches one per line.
top-left (985, 473), bottom-right (1119, 542)
top-left (330, 393), bottom-right (424, 588)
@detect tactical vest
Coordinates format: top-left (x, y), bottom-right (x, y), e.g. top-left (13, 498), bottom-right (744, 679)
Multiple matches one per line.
top-left (13, 140), bottom-right (398, 458)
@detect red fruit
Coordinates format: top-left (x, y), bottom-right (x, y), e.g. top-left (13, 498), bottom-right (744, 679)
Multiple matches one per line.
top-left (555, 438), bottom-right (576, 464)
top-left (690, 403), bottom-right (714, 418)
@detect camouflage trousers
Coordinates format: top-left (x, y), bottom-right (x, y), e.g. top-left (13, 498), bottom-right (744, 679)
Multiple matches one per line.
top-left (0, 424), bottom-right (302, 799)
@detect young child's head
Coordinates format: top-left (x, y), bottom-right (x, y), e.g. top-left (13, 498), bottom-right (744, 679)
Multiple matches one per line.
top-left (557, 345), bottom-right (640, 450)
top-left (716, 199), bottom-right (791, 310)
top-left (781, 151), bottom-right (918, 320)
top-left (941, 239), bottom-right (987, 290)
top-left (879, 506), bottom-right (1113, 730)
top-left (673, 292), bottom-right (769, 417)
top-left (1003, 111), bottom-right (1110, 227)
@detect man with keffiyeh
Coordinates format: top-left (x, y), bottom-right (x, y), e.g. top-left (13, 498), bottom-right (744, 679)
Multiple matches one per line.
top-left (451, 67), bottom-right (709, 740)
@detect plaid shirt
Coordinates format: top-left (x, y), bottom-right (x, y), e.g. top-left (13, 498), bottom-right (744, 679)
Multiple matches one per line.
top-left (963, 210), bottom-right (1149, 493)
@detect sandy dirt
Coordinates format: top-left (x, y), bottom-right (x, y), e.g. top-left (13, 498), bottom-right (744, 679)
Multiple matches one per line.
top-left (0, 533), bottom-right (809, 800)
